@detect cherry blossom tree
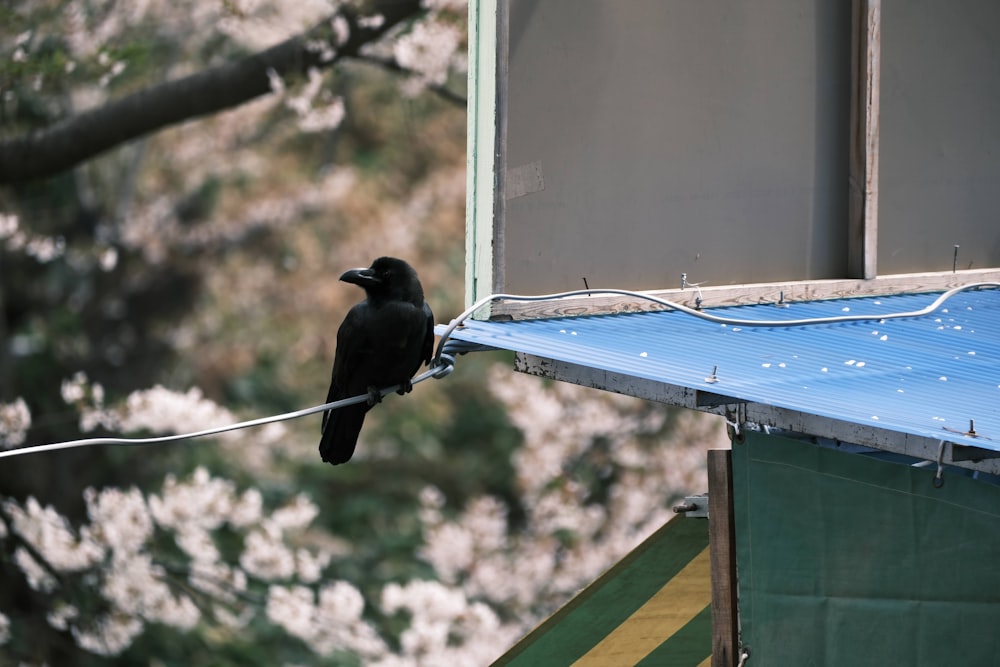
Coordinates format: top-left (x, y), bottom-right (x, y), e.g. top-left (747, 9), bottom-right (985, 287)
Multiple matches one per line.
top-left (0, 1), bottom-right (721, 664)
top-left (0, 369), bottom-right (719, 664)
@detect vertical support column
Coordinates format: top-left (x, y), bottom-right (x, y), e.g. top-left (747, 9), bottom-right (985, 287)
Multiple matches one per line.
top-left (848, 0), bottom-right (881, 280)
top-left (466, 0), bottom-right (501, 310)
top-left (708, 449), bottom-right (738, 667)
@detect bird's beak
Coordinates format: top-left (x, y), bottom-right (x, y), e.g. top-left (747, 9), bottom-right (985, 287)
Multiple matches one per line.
top-left (340, 267), bottom-right (381, 287)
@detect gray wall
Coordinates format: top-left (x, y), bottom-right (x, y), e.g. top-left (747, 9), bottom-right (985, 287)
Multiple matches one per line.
top-left (501, 0), bottom-right (852, 293)
top-left (878, 0), bottom-right (1000, 274)
top-left (496, 0), bottom-right (1000, 295)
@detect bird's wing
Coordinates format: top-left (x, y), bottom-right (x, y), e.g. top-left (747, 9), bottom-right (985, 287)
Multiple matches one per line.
top-left (322, 302), bottom-right (370, 433)
top-left (421, 301), bottom-right (434, 366)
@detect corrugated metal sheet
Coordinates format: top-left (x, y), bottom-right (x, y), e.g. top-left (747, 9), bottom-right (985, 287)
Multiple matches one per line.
top-left (445, 290), bottom-right (1000, 454)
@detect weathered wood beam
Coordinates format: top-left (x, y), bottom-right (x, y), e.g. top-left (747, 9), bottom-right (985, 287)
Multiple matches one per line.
top-left (708, 449), bottom-right (739, 667)
top-left (848, 0), bottom-right (881, 279)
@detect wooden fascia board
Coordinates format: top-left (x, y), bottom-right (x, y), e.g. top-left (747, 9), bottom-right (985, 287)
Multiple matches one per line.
top-left (489, 268), bottom-right (1000, 320)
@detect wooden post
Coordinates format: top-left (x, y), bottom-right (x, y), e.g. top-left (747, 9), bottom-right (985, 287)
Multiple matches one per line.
top-left (848, 0), bottom-right (881, 280)
top-left (708, 449), bottom-right (738, 667)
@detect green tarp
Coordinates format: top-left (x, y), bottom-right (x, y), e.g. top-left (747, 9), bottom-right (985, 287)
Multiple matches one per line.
top-left (733, 432), bottom-right (1000, 666)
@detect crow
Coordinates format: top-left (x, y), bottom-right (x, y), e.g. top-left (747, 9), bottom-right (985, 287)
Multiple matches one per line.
top-left (319, 257), bottom-right (434, 465)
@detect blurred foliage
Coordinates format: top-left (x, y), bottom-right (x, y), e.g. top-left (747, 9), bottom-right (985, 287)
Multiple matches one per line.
top-left (0, 3), bottom-right (712, 665)
top-left (0, 2), bottom-right (488, 663)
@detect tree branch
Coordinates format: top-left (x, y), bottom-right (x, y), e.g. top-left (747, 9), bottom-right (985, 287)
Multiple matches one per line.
top-left (0, 0), bottom-right (423, 185)
top-left (354, 54), bottom-right (468, 106)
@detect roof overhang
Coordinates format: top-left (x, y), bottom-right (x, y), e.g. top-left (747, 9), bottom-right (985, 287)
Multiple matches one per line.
top-left (443, 288), bottom-right (1000, 476)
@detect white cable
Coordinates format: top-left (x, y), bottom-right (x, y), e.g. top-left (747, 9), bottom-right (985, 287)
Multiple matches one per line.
top-left (433, 282), bottom-right (1000, 366)
top-left (0, 364), bottom-right (450, 460)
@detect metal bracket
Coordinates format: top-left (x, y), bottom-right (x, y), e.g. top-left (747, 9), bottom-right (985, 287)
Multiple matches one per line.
top-left (672, 494), bottom-right (709, 518)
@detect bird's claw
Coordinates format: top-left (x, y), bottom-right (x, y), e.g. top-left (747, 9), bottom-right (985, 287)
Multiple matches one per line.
top-left (366, 386), bottom-right (382, 407)
top-left (396, 378), bottom-right (414, 395)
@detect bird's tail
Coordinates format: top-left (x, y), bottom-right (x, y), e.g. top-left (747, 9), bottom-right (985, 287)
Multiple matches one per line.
top-left (319, 404), bottom-right (368, 465)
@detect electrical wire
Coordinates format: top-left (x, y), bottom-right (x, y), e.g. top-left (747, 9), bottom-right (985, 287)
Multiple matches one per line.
top-left (4, 282), bottom-right (997, 459)
top-left (0, 346), bottom-right (462, 460)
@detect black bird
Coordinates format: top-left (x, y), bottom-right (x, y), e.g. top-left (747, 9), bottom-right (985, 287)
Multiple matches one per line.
top-left (319, 257), bottom-right (434, 465)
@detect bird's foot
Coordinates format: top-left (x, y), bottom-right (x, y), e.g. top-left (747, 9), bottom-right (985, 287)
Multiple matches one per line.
top-left (366, 386), bottom-right (382, 407)
top-left (396, 378), bottom-right (414, 395)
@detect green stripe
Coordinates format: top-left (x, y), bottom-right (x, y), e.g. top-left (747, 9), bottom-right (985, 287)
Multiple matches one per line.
top-left (635, 604), bottom-right (713, 667)
top-left (495, 515), bottom-right (709, 666)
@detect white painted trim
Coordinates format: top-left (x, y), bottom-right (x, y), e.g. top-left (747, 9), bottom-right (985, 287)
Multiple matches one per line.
top-left (466, 0), bottom-right (499, 311)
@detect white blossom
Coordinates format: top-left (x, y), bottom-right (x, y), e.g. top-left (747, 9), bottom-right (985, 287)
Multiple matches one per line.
top-left (46, 603), bottom-right (79, 631)
top-left (269, 493), bottom-right (319, 531)
top-left (61, 372), bottom-right (88, 403)
top-left (331, 15), bottom-right (350, 46)
top-left (0, 214), bottom-right (18, 238)
top-left (297, 96), bottom-right (344, 132)
top-left (219, 0), bottom-right (339, 51)
top-left (175, 526), bottom-right (220, 564)
top-left (422, 0), bottom-right (468, 10)
top-left (377, 579), bottom-right (514, 664)
top-left (189, 559), bottom-right (247, 604)
top-left (101, 552), bottom-right (199, 630)
top-left (4, 497), bottom-right (105, 572)
top-left (119, 386), bottom-right (235, 436)
top-left (98, 246), bottom-right (119, 271)
top-left (278, 67), bottom-right (345, 133)
top-left (240, 524), bottom-right (296, 580)
top-left (14, 547), bottom-right (57, 592)
top-left (229, 487), bottom-right (264, 527)
top-left (0, 216), bottom-right (66, 261)
top-left (266, 67), bottom-right (286, 96)
top-left (313, 581), bottom-right (387, 657)
top-left (84, 486), bottom-right (153, 555)
top-left (295, 548), bottom-right (331, 583)
top-left (358, 14), bottom-right (385, 29)
top-left (393, 20), bottom-right (462, 89)
top-left (72, 614), bottom-right (143, 657)
top-left (266, 584), bottom-right (315, 639)
top-left (149, 467), bottom-right (238, 531)
top-left (0, 398), bottom-right (31, 448)
top-left (266, 581), bottom-right (387, 658)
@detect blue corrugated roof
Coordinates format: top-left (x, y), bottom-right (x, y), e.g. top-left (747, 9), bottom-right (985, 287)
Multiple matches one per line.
top-left (445, 289), bottom-right (1000, 456)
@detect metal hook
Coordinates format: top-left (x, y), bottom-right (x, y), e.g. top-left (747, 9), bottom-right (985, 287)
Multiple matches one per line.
top-left (725, 418), bottom-right (744, 444)
top-left (933, 440), bottom-right (946, 488)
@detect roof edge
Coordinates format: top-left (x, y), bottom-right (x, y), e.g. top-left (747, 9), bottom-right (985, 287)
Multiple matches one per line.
top-left (490, 268), bottom-right (1000, 321)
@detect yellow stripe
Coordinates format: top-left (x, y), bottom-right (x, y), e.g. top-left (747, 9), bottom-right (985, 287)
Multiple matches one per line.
top-left (571, 547), bottom-right (712, 666)
top-left (696, 657), bottom-right (712, 667)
